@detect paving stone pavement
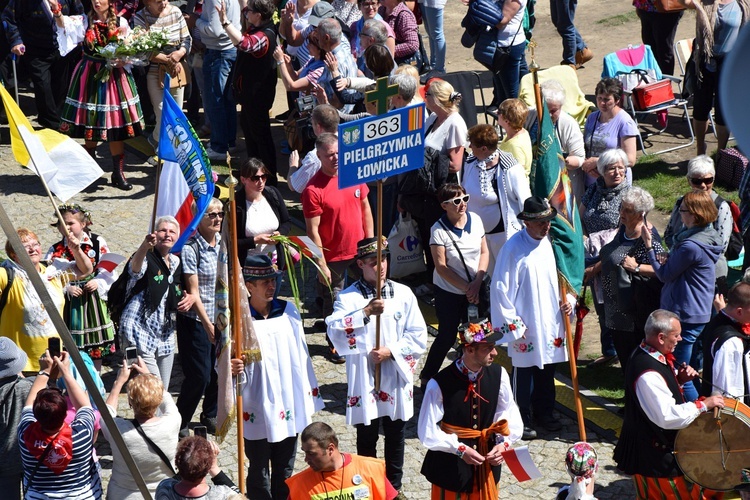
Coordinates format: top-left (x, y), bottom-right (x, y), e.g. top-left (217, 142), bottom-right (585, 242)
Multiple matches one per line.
top-left (0, 145), bottom-right (635, 498)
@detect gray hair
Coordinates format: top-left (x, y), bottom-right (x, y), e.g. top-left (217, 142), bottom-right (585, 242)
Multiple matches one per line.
top-left (686, 154), bottom-right (715, 179)
top-left (155, 215), bottom-right (180, 233)
top-left (541, 79), bottom-right (566, 106)
top-left (362, 19), bottom-right (388, 45)
top-left (390, 73), bottom-right (416, 102)
top-left (644, 309), bottom-right (680, 340)
top-left (317, 18), bottom-right (342, 44)
top-left (191, 197), bottom-right (222, 215)
top-left (596, 148), bottom-right (629, 176)
top-left (621, 186), bottom-right (654, 214)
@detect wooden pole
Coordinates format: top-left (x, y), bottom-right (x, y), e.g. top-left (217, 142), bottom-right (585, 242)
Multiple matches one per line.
top-left (562, 282), bottom-right (587, 442)
top-left (374, 179), bottom-right (383, 392)
top-left (224, 156), bottom-right (246, 494)
top-left (150, 159), bottom-right (163, 232)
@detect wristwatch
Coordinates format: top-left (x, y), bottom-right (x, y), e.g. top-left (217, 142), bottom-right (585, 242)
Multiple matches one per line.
top-left (37, 371), bottom-right (50, 377)
top-left (222, 21), bottom-right (231, 28)
top-left (634, 265), bottom-right (641, 275)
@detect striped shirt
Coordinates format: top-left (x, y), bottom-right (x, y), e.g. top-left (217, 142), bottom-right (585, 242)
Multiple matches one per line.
top-left (133, 4), bottom-right (192, 57)
top-left (19, 406), bottom-right (102, 499)
top-left (179, 233), bottom-right (220, 322)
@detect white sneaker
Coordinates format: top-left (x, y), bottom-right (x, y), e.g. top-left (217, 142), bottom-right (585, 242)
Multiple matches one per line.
top-left (205, 146), bottom-right (228, 162)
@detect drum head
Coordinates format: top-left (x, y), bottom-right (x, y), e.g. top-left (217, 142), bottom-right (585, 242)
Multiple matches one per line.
top-left (674, 400), bottom-right (750, 491)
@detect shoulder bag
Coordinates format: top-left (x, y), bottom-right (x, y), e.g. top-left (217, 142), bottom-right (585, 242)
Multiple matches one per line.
top-left (437, 218), bottom-right (491, 318)
top-left (131, 419), bottom-right (179, 478)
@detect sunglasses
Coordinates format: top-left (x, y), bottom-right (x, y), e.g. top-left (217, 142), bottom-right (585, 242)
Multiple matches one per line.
top-left (251, 174), bottom-right (268, 182)
top-left (689, 176), bottom-right (714, 186)
top-left (442, 194), bottom-right (470, 206)
top-left (205, 212), bottom-right (225, 220)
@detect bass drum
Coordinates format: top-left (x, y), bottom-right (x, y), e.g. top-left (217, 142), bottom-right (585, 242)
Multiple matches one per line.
top-left (674, 398), bottom-right (750, 491)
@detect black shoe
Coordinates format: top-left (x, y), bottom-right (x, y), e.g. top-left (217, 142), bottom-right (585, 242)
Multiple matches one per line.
top-left (313, 320), bottom-right (327, 332)
top-left (522, 426), bottom-right (537, 440)
top-left (329, 347), bottom-right (346, 364)
top-left (200, 413), bottom-right (218, 434)
top-left (536, 416), bottom-right (562, 432)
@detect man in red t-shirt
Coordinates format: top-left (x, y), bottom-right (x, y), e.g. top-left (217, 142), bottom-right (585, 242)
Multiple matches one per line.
top-left (302, 133), bottom-right (373, 362)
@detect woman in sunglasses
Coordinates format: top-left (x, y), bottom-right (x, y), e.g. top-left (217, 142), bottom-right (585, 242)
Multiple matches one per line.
top-left (664, 155), bottom-right (733, 292)
top-left (235, 158), bottom-right (292, 265)
top-left (419, 183), bottom-right (489, 386)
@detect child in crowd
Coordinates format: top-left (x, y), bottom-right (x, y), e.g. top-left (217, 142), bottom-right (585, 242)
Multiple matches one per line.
top-left (556, 442), bottom-right (599, 500)
top-left (46, 204), bottom-right (117, 371)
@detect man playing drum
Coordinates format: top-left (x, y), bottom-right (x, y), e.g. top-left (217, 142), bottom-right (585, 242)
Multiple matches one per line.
top-left (614, 309), bottom-right (724, 499)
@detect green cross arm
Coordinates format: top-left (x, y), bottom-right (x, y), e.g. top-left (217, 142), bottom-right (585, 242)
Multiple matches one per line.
top-left (365, 76), bottom-right (400, 116)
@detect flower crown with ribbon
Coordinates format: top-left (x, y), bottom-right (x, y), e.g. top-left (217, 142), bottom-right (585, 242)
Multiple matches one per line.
top-left (53, 203), bottom-right (92, 226)
top-left (457, 318), bottom-right (502, 345)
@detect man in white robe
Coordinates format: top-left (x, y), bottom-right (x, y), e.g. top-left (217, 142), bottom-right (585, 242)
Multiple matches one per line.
top-left (490, 196), bottom-right (574, 440)
top-left (326, 236), bottom-right (427, 493)
top-left (232, 255), bottom-right (324, 499)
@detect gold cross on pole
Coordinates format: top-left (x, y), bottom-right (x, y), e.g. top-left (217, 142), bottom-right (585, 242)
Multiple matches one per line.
top-left (366, 76), bottom-right (400, 115)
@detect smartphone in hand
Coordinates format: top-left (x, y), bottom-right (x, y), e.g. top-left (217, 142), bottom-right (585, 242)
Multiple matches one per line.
top-left (125, 346), bottom-right (138, 364)
top-left (48, 337), bottom-right (61, 358)
top-left (194, 426), bottom-right (208, 439)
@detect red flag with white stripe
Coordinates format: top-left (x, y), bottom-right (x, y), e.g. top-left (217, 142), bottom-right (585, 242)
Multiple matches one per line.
top-left (502, 446), bottom-right (542, 482)
top-left (95, 253), bottom-right (127, 273)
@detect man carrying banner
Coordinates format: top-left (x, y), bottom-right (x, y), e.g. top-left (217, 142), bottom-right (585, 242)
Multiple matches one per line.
top-left (614, 309), bottom-right (724, 499)
top-left (231, 255), bottom-right (324, 499)
top-left (326, 236), bottom-right (427, 495)
top-left (490, 196), bottom-right (574, 440)
top-left (418, 318), bottom-right (523, 500)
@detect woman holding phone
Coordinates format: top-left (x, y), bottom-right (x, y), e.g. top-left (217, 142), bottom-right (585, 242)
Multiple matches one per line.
top-left (102, 357), bottom-right (181, 499)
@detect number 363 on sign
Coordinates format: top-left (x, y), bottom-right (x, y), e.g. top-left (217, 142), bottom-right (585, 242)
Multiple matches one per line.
top-left (364, 114), bottom-right (401, 142)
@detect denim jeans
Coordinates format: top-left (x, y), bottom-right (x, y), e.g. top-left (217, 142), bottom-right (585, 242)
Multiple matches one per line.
top-left (673, 321), bottom-right (705, 402)
top-left (203, 47), bottom-right (237, 154)
top-left (512, 364), bottom-right (558, 424)
top-left (491, 42), bottom-right (528, 106)
top-left (421, 5), bottom-right (446, 73)
top-left (549, 0), bottom-right (585, 64)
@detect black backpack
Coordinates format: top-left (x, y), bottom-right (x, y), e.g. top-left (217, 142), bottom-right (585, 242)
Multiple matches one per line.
top-left (107, 258), bottom-right (147, 325)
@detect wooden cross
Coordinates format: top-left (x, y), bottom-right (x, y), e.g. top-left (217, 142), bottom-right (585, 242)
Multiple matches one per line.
top-left (366, 76), bottom-right (399, 116)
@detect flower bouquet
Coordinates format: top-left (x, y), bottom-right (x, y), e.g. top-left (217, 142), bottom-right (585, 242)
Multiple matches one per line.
top-left (92, 26), bottom-right (170, 81)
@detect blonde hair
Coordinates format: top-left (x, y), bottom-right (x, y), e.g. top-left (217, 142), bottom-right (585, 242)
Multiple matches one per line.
top-left (128, 374), bottom-right (164, 419)
top-left (428, 80), bottom-right (460, 114)
top-left (498, 98), bottom-right (528, 130)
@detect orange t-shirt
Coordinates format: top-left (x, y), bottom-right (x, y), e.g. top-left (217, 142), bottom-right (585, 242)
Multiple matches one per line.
top-left (286, 453), bottom-right (397, 500)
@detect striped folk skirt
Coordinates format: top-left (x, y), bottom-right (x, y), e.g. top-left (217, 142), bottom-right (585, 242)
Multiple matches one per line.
top-left (64, 279), bottom-right (116, 360)
top-left (632, 474), bottom-right (724, 500)
top-left (60, 55), bottom-right (144, 142)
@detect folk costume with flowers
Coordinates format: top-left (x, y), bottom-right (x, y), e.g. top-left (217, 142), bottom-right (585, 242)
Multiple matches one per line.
top-left (613, 342), bottom-right (709, 499)
top-left (59, 15), bottom-right (143, 142)
top-left (326, 237), bottom-right (428, 491)
top-left (46, 214), bottom-right (116, 361)
top-left (490, 197), bottom-right (572, 431)
top-left (418, 320), bottom-right (523, 500)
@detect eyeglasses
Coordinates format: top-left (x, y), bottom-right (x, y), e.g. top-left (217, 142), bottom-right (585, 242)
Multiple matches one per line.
top-left (205, 212), bottom-right (225, 220)
top-left (424, 93), bottom-right (432, 97)
top-left (689, 176), bottom-right (714, 186)
top-left (604, 165), bottom-right (626, 172)
top-left (442, 194), bottom-right (470, 206)
top-left (359, 32), bottom-right (372, 38)
top-left (23, 241), bottom-right (41, 251)
top-left (361, 1), bottom-right (378, 7)
top-left (251, 174), bottom-right (268, 182)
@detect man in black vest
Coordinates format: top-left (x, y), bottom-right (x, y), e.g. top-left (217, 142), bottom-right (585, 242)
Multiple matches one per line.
top-left (701, 282), bottom-right (750, 404)
top-left (614, 309), bottom-right (724, 497)
top-left (418, 319), bottom-right (523, 500)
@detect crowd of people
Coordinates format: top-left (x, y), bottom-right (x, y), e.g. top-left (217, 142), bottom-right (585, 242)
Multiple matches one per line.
top-left (1, 0), bottom-right (750, 498)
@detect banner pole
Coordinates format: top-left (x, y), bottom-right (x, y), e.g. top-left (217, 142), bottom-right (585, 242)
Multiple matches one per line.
top-left (150, 159), bottom-right (163, 232)
top-left (374, 179), bottom-right (383, 392)
top-left (562, 281), bottom-right (587, 442)
top-left (225, 153), bottom-right (246, 494)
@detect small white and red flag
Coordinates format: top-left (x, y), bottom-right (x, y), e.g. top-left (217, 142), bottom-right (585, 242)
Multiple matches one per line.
top-left (95, 253), bottom-right (127, 274)
top-left (501, 445), bottom-right (542, 482)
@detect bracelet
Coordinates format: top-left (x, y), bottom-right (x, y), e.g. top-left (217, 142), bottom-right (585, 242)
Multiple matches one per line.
top-left (54, 13), bottom-right (62, 18)
top-left (456, 444), bottom-right (466, 458)
top-left (222, 21), bottom-right (231, 28)
top-left (276, 59), bottom-right (283, 66)
top-left (37, 371), bottom-right (50, 377)
top-left (51, 5), bottom-right (62, 14)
